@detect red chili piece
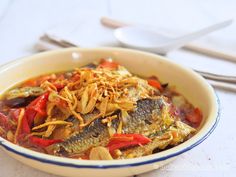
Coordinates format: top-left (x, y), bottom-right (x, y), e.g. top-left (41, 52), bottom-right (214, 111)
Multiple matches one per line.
top-left (29, 136), bottom-right (62, 148)
top-left (107, 133), bottom-right (151, 152)
top-left (26, 92), bottom-right (49, 126)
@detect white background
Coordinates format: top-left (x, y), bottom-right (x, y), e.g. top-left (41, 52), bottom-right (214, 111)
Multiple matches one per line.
top-left (0, 0), bottom-right (235, 177)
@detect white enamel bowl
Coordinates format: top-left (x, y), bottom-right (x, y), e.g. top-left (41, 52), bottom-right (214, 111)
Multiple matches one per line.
top-left (0, 48), bottom-right (219, 177)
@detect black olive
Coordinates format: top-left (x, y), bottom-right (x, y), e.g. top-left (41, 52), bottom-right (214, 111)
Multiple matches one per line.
top-left (4, 96), bottom-right (36, 108)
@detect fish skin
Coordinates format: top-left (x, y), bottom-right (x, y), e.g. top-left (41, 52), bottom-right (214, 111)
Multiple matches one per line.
top-left (53, 98), bottom-right (165, 156)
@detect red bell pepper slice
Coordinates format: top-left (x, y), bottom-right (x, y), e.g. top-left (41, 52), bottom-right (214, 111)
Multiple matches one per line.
top-left (107, 133), bottom-right (151, 152)
top-left (147, 79), bottom-right (163, 90)
top-left (21, 114), bottom-right (31, 134)
top-left (0, 111), bottom-right (18, 131)
top-left (27, 92), bottom-right (49, 116)
top-left (9, 92), bottom-right (49, 142)
top-left (186, 108), bottom-right (203, 127)
top-left (25, 109), bottom-right (37, 127)
top-left (26, 92), bottom-right (49, 126)
top-left (99, 59), bottom-right (119, 69)
top-left (29, 136), bottom-right (62, 148)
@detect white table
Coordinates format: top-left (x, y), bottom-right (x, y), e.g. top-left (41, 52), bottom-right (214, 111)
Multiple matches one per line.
top-left (0, 1), bottom-right (235, 177)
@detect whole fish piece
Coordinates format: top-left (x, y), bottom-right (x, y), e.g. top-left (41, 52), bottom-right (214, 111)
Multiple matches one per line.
top-left (53, 97), bottom-right (166, 156)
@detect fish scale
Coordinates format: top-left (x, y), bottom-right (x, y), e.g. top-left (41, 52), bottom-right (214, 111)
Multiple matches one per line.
top-left (53, 98), bottom-right (165, 156)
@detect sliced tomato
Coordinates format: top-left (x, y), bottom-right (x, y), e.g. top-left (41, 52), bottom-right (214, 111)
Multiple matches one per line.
top-left (70, 73), bottom-right (80, 82)
top-left (22, 79), bottom-right (38, 87)
top-left (10, 109), bottom-right (21, 122)
top-left (0, 112), bottom-right (9, 129)
top-left (186, 108), bottom-right (203, 127)
top-left (99, 59), bottom-right (119, 69)
top-left (147, 79), bottom-right (163, 90)
top-left (53, 82), bottom-right (65, 91)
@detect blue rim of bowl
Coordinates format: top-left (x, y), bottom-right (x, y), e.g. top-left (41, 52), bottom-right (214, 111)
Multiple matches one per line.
top-left (0, 93), bottom-right (220, 169)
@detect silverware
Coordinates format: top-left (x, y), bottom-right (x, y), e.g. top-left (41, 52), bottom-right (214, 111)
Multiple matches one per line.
top-left (195, 70), bottom-right (236, 92)
top-left (206, 80), bottom-right (236, 92)
top-left (195, 70), bottom-right (236, 84)
top-left (101, 17), bottom-right (236, 63)
top-left (37, 34), bottom-right (236, 92)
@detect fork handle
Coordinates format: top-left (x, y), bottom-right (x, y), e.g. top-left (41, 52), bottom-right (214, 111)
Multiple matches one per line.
top-left (101, 17), bottom-right (236, 63)
top-left (183, 44), bottom-right (236, 63)
top-left (195, 70), bottom-right (236, 83)
top-left (207, 80), bottom-right (236, 92)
